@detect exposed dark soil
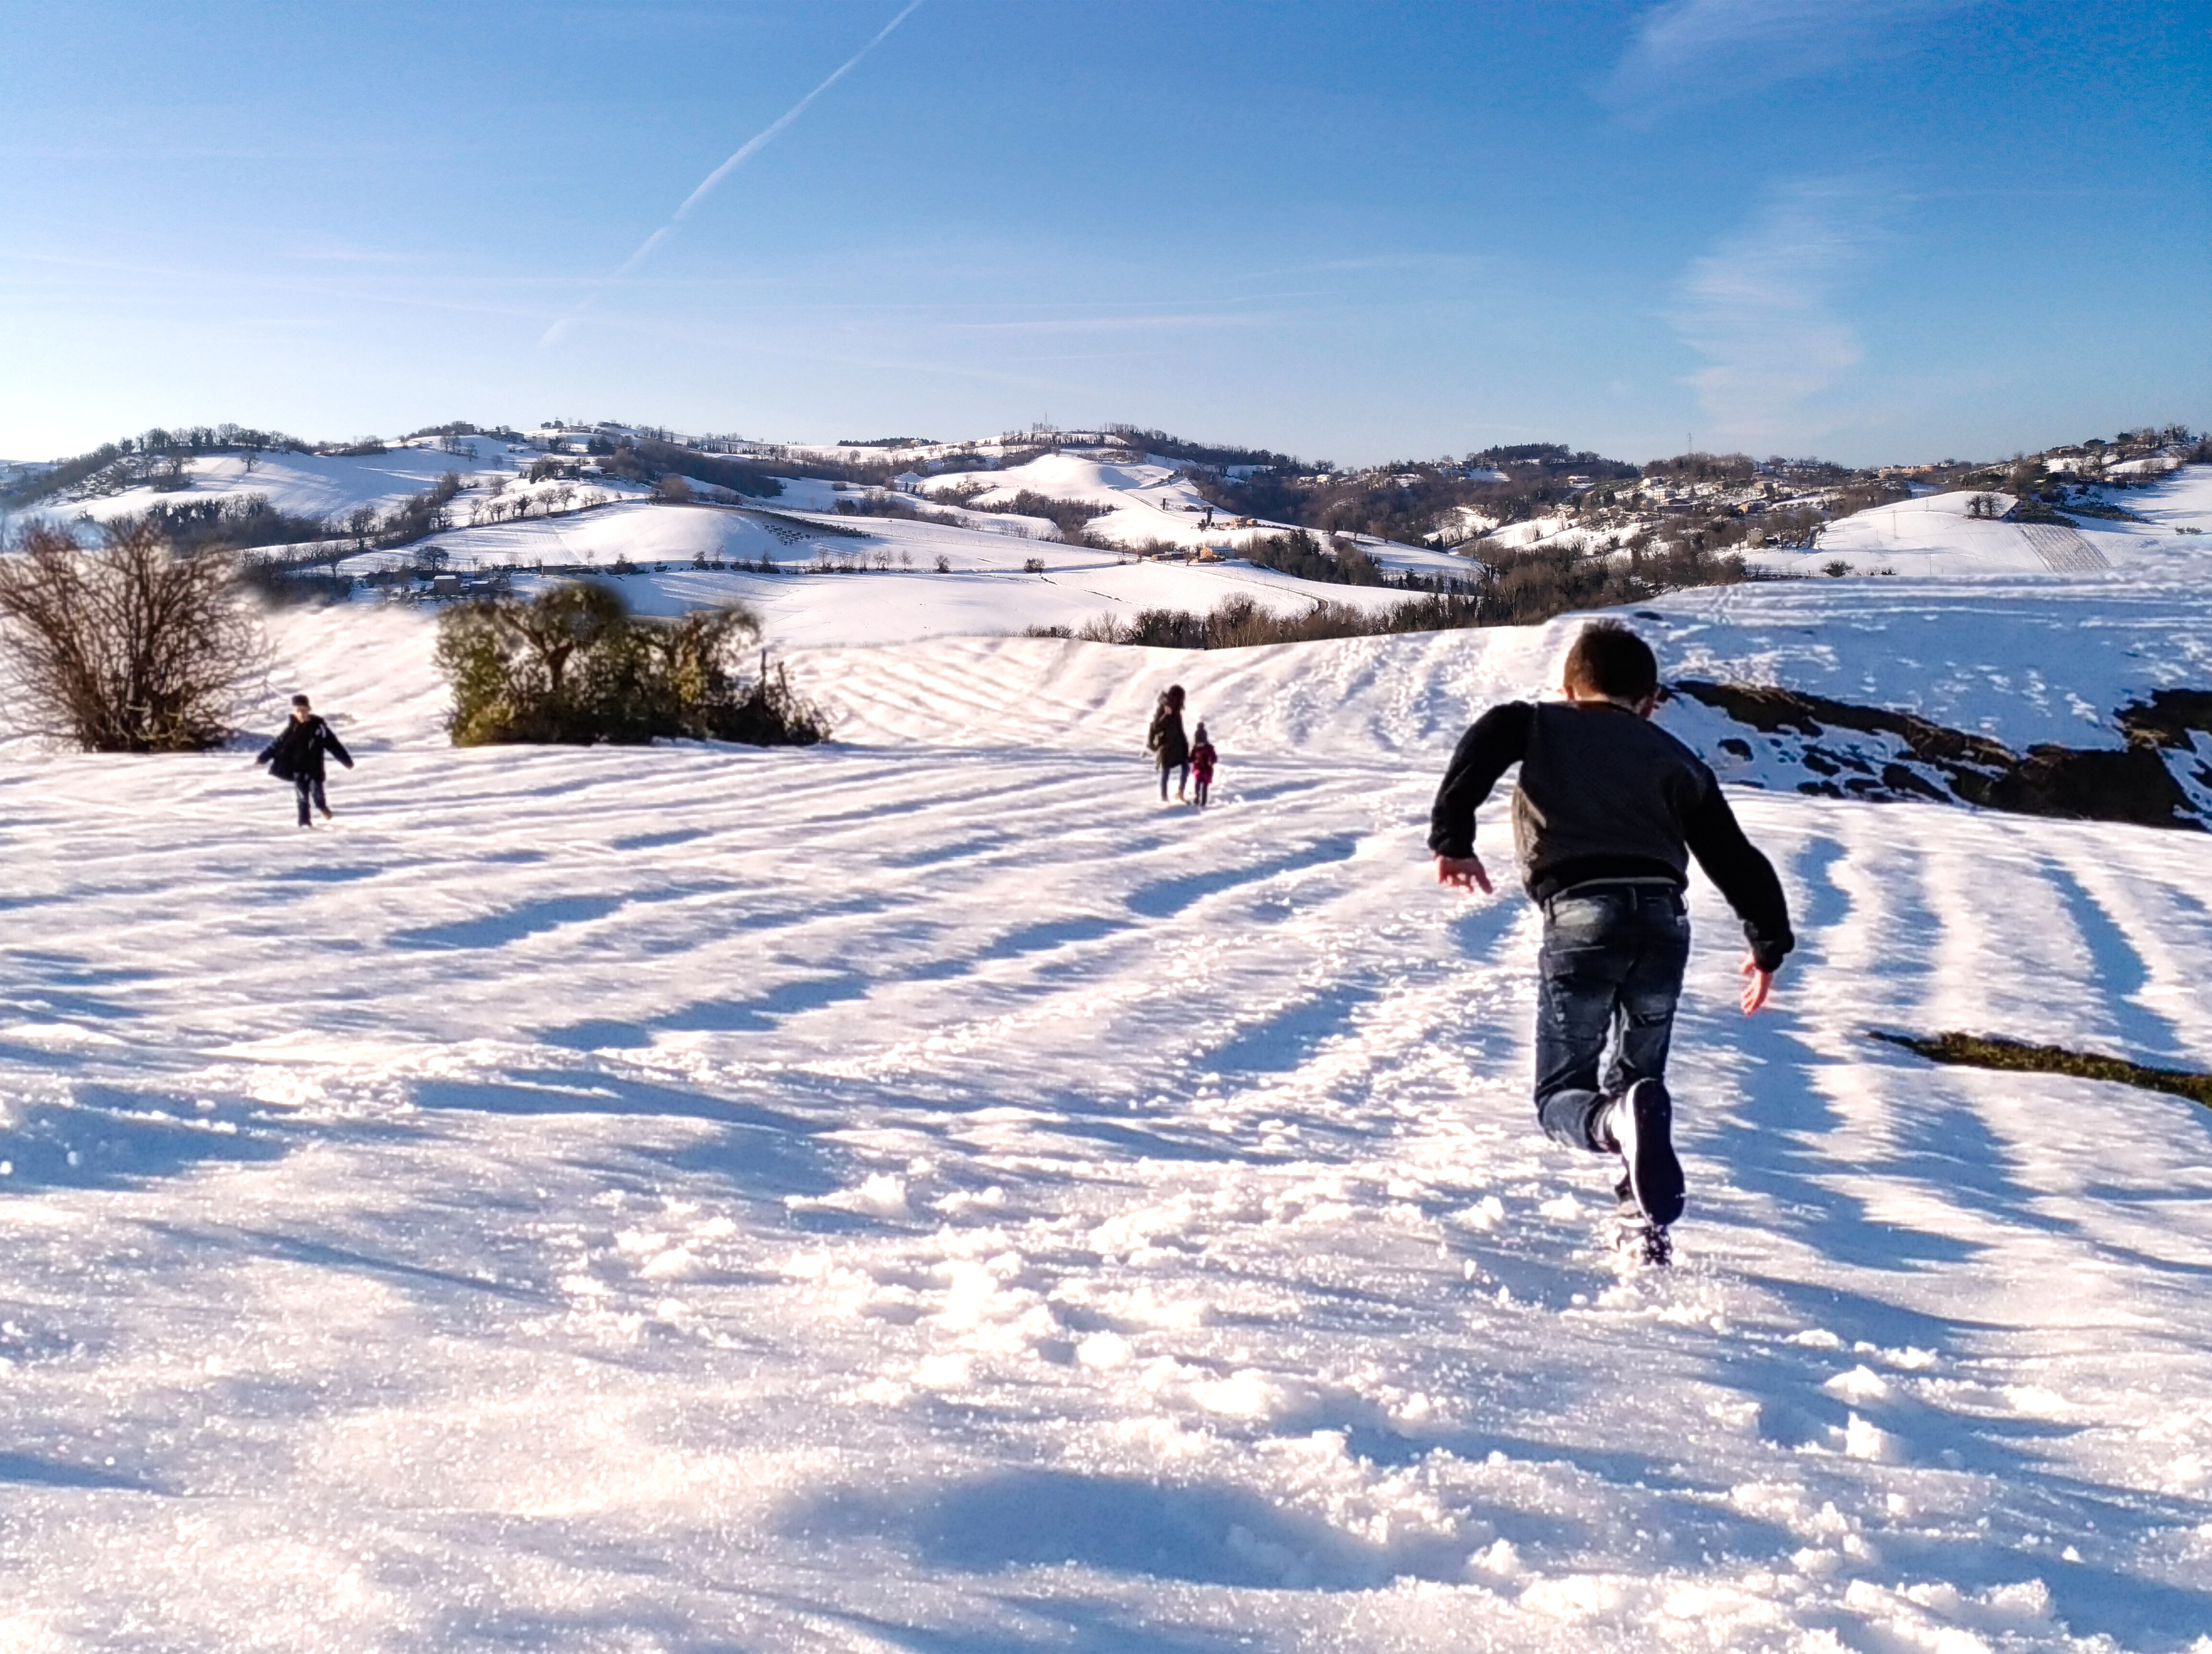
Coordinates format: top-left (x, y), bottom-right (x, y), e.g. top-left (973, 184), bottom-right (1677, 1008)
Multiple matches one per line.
top-left (1672, 679), bottom-right (2205, 831)
top-left (1871, 1030), bottom-right (2212, 1111)
top-left (2117, 688), bottom-right (2212, 751)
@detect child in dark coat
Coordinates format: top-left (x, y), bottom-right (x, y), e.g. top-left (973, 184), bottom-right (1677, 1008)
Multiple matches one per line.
top-left (258, 694), bottom-right (355, 827)
top-left (1188, 722), bottom-right (1217, 808)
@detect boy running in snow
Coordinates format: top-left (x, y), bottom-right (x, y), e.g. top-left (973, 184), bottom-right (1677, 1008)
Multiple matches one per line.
top-left (1189, 722), bottom-right (1218, 808)
top-left (258, 694), bottom-right (355, 828)
top-left (1427, 621), bottom-right (1793, 1263)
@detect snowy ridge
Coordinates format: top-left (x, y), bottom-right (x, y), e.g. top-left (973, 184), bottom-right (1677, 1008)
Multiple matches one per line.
top-left (1753, 467), bottom-right (2212, 578)
top-left (39, 439), bottom-right (545, 528)
top-left (357, 500), bottom-right (1430, 650)
top-left (1, 585), bottom-right (2209, 1650)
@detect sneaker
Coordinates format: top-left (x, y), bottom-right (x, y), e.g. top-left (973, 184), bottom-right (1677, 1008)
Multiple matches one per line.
top-left (1608, 1171), bottom-right (1673, 1266)
top-left (1607, 1078), bottom-right (1684, 1228)
top-left (1618, 1220), bottom-right (1674, 1267)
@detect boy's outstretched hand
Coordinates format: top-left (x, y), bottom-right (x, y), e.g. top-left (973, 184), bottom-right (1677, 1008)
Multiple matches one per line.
top-left (1434, 854), bottom-right (1492, 895)
top-left (1740, 956), bottom-right (1773, 1014)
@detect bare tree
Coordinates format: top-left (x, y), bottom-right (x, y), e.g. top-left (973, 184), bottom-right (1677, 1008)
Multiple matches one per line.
top-left (0, 518), bottom-right (264, 751)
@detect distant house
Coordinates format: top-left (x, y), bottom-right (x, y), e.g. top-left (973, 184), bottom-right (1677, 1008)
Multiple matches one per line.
top-left (893, 471), bottom-right (924, 492)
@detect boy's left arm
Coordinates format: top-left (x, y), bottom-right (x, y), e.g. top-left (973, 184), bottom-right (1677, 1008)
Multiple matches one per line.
top-left (1683, 781), bottom-right (1794, 1010)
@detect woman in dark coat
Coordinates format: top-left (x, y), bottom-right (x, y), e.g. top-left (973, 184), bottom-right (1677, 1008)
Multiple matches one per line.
top-left (1146, 683), bottom-right (1191, 802)
top-left (258, 693), bottom-right (355, 827)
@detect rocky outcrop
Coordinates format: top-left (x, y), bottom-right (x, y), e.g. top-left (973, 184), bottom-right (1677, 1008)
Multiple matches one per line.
top-left (1672, 679), bottom-right (2206, 831)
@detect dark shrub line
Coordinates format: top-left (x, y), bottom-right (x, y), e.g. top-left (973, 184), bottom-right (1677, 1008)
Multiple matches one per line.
top-left (967, 491), bottom-right (1115, 542)
top-left (1242, 530), bottom-right (1390, 587)
top-left (1028, 544), bottom-right (1753, 649)
top-left (1871, 1031), bottom-right (2212, 1110)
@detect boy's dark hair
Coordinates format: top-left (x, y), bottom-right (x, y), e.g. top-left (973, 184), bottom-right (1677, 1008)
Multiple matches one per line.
top-left (291, 693), bottom-right (311, 708)
top-left (1562, 621), bottom-right (1658, 701)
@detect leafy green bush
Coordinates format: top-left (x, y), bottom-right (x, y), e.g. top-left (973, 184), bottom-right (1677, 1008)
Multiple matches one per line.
top-left (436, 583), bottom-right (827, 747)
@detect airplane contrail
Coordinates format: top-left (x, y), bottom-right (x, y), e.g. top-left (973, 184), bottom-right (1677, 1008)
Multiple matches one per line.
top-left (541, 0), bottom-right (928, 347)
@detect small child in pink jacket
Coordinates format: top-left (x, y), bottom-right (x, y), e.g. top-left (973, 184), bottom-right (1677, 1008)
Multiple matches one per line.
top-left (1189, 722), bottom-right (1218, 807)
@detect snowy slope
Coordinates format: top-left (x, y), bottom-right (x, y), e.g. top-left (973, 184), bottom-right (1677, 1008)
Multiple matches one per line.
top-left (338, 500), bottom-right (1434, 649)
top-left (1754, 467), bottom-right (2212, 578)
top-left (2, 590), bottom-right (2210, 1652)
top-left (924, 451), bottom-right (1475, 579)
top-left (46, 441), bottom-right (533, 529)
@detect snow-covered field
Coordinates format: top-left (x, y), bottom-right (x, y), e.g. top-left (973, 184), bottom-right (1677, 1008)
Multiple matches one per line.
top-left (915, 452), bottom-right (1471, 581)
top-left (52, 441), bottom-right (545, 529)
top-left (330, 499), bottom-right (1434, 650)
top-left (4, 571), bottom-right (2211, 1651)
top-left (1753, 470), bottom-right (2212, 579)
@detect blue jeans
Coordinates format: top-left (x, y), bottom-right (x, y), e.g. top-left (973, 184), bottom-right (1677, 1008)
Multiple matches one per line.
top-left (294, 775), bottom-right (328, 825)
top-left (1534, 884), bottom-right (1690, 1152)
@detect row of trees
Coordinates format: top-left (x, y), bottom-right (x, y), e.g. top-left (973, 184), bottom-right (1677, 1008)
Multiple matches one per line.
top-left (1189, 445), bottom-right (1642, 546)
top-left (1030, 542), bottom-right (1754, 651)
top-left (1241, 530), bottom-right (1387, 587)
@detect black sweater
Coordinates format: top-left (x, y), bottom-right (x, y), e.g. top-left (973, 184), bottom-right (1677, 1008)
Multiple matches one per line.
top-left (259, 715), bottom-right (353, 784)
top-left (1429, 699), bottom-right (1794, 971)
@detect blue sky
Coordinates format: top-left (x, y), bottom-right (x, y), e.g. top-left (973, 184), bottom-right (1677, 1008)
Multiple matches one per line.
top-left (2, 0), bottom-right (2204, 466)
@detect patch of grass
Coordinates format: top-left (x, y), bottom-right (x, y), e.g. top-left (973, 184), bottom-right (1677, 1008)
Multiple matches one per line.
top-left (1871, 1030), bottom-right (2212, 1110)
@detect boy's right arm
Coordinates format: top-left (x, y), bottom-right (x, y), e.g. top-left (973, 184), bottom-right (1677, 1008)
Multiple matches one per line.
top-left (1428, 703), bottom-right (1533, 886)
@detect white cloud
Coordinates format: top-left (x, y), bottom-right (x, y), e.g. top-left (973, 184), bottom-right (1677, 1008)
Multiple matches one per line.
top-left (1606, 0), bottom-right (1980, 113)
top-left (1668, 179), bottom-right (1888, 447)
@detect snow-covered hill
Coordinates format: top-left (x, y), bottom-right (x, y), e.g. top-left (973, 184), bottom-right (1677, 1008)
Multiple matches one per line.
top-left (11, 434), bottom-right (1477, 641)
top-left (916, 451), bottom-right (1472, 581)
top-left (47, 439), bottom-right (545, 528)
top-left (1752, 472), bottom-right (2212, 578)
top-left (324, 499), bottom-right (1427, 649)
top-left (3, 567), bottom-right (2210, 1651)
